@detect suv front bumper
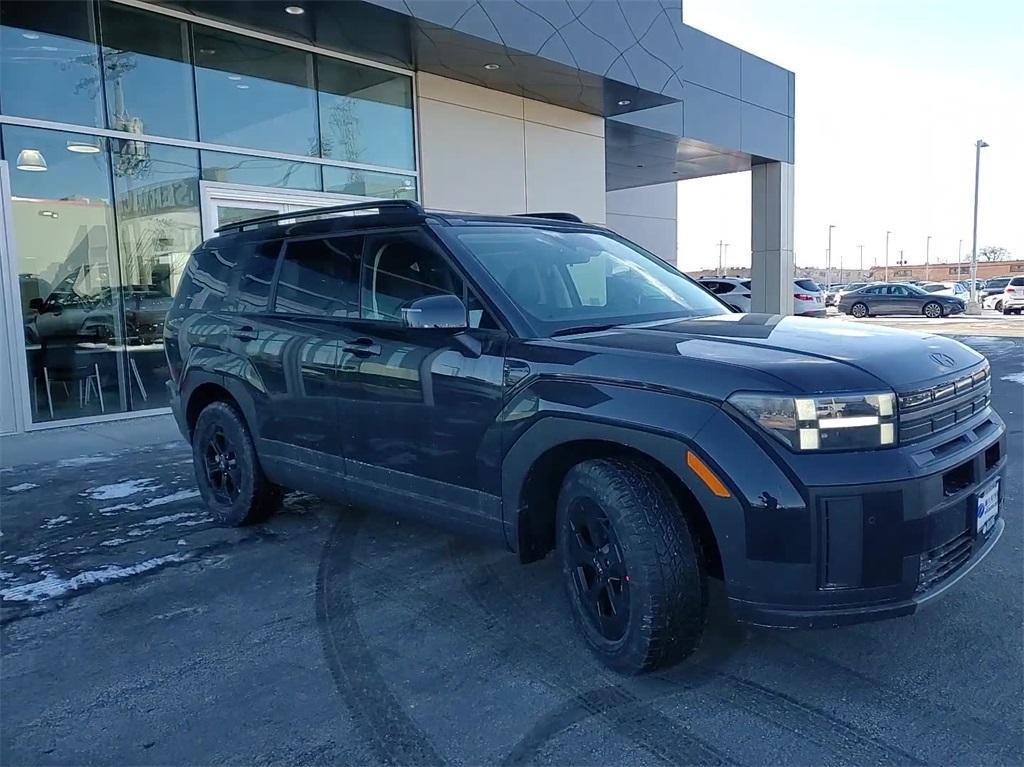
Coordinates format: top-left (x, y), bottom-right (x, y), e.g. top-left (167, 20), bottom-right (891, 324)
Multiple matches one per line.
top-left (693, 404), bottom-right (1007, 630)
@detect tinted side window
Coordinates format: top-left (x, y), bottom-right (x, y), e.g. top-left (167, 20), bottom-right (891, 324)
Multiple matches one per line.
top-left (1010, 277), bottom-right (1024, 286)
top-left (173, 248), bottom-right (235, 311)
top-left (362, 230), bottom-right (462, 321)
top-left (275, 235), bottom-right (362, 317)
top-left (226, 239), bottom-right (282, 312)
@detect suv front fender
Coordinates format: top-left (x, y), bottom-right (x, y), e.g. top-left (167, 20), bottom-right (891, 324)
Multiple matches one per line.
top-left (499, 381), bottom-right (807, 588)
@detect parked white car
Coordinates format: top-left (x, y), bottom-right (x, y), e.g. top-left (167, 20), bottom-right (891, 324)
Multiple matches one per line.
top-left (921, 281), bottom-right (969, 298)
top-left (698, 277), bottom-right (751, 311)
top-left (831, 281), bottom-right (872, 307)
top-left (999, 276), bottom-right (1024, 314)
top-left (793, 278), bottom-right (826, 317)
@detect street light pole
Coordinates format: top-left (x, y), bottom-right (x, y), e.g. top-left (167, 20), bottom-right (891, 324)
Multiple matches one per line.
top-left (925, 235), bottom-right (931, 280)
top-left (717, 240), bottom-right (724, 275)
top-left (858, 244), bottom-right (864, 277)
top-left (826, 224), bottom-right (836, 288)
top-left (957, 239), bottom-right (963, 279)
top-left (967, 139), bottom-right (989, 313)
top-left (885, 230), bottom-right (892, 282)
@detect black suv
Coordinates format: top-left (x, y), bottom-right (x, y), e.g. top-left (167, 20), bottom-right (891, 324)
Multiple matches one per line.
top-left (165, 201), bottom-right (1006, 673)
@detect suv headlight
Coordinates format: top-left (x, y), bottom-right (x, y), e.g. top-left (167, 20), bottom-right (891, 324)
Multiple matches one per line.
top-left (728, 392), bottom-right (897, 451)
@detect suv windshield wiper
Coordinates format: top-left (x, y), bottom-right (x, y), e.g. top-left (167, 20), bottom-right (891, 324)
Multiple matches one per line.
top-left (549, 323), bottom-right (619, 337)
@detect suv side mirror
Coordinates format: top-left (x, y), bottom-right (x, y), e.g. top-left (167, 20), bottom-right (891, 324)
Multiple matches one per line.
top-left (401, 294), bottom-right (468, 330)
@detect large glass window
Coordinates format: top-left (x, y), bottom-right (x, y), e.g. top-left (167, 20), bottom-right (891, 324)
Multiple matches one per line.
top-left (194, 28), bottom-right (318, 156)
top-left (112, 141), bottom-right (201, 409)
top-left (0, 0), bottom-right (104, 128)
top-left (98, 1), bottom-right (197, 140)
top-left (318, 57), bottom-right (414, 170)
top-left (2, 125), bottom-right (126, 422)
top-left (275, 236), bottom-right (362, 317)
top-left (323, 167), bottom-right (416, 200)
top-left (201, 151), bottom-right (321, 191)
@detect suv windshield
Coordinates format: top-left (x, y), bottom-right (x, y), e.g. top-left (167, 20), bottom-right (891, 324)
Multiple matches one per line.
top-left (451, 226), bottom-right (729, 334)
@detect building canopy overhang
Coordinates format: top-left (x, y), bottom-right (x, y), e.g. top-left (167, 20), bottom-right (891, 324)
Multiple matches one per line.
top-left (159, 0), bottom-right (793, 190)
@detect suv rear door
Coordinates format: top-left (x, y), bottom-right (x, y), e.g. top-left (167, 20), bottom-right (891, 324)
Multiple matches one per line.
top-left (338, 227), bottom-right (508, 542)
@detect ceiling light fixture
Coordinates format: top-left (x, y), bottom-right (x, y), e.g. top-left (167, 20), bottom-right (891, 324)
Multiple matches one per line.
top-left (16, 149), bottom-right (48, 172)
top-left (66, 137), bottom-right (102, 154)
top-left (285, 5), bottom-right (305, 14)
top-left (617, 99), bottom-right (631, 106)
top-left (199, 48), bottom-right (216, 55)
top-left (483, 63), bottom-right (500, 70)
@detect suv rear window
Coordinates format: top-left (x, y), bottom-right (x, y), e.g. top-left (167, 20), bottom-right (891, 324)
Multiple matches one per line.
top-left (1010, 277), bottom-right (1024, 286)
top-left (172, 248), bottom-right (235, 311)
top-left (794, 279), bottom-right (820, 292)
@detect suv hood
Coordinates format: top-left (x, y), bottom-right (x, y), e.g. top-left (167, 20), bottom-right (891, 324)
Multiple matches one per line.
top-left (561, 314), bottom-right (984, 394)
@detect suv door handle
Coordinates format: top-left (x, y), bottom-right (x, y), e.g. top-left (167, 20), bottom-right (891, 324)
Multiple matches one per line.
top-left (343, 337), bottom-right (381, 357)
top-left (231, 325), bottom-right (258, 342)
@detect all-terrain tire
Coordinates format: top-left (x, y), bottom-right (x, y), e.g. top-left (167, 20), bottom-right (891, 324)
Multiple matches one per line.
top-left (556, 458), bottom-right (707, 674)
top-left (192, 401), bottom-right (281, 526)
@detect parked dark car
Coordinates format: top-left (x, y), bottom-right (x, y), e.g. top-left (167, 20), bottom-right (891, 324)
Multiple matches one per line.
top-left (165, 202), bottom-right (1005, 673)
top-left (982, 276), bottom-right (1012, 298)
top-left (838, 282), bottom-right (966, 318)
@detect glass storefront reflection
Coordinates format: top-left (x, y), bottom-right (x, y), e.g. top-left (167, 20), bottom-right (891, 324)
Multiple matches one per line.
top-left (201, 150), bottom-right (321, 191)
top-left (323, 167), bottom-right (416, 199)
top-left (194, 28), bottom-right (318, 157)
top-left (0, 0), bottom-right (104, 128)
top-left (112, 142), bottom-right (201, 409)
top-left (99, 1), bottom-right (197, 140)
top-left (318, 56), bottom-right (415, 170)
top-left (3, 125), bottom-right (126, 422)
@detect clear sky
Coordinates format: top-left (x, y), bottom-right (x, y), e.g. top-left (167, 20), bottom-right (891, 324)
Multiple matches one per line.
top-left (678, 0), bottom-right (1023, 273)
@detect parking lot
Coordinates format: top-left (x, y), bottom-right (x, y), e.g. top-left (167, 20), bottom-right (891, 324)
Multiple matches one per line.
top-left (1, 335), bottom-right (1022, 766)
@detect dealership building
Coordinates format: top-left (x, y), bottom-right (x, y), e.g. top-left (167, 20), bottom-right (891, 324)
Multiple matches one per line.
top-left (0, 0), bottom-right (795, 434)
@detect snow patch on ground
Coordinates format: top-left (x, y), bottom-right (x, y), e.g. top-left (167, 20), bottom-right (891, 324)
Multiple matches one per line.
top-left (41, 516), bottom-right (71, 529)
top-left (99, 538), bottom-right (129, 547)
top-left (1001, 372), bottom-right (1024, 386)
top-left (99, 503), bottom-right (141, 514)
top-left (142, 490), bottom-right (200, 508)
top-left (0, 554), bottom-right (191, 602)
top-left (6, 483), bottom-right (38, 493)
top-left (57, 456), bottom-right (114, 468)
top-left (13, 553), bottom-right (46, 565)
top-left (83, 478), bottom-right (159, 500)
top-left (135, 512), bottom-right (198, 527)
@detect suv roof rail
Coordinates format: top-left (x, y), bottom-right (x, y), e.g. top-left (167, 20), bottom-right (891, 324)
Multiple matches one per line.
top-left (214, 199), bottom-right (423, 234)
top-left (515, 212), bottom-right (583, 223)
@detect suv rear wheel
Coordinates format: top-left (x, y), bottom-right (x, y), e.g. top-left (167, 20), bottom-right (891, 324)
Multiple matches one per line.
top-left (556, 458), bottom-right (707, 673)
top-left (192, 401), bottom-right (281, 526)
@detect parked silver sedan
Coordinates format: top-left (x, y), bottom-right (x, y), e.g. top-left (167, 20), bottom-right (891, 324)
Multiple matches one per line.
top-left (838, 282), bottom-right (966, 318)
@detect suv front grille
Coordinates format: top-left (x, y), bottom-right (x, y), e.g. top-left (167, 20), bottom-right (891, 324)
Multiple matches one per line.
top-left (917, 530), bottom-right (972, 594)
top-left (898, 366), bottom-right (990, 444)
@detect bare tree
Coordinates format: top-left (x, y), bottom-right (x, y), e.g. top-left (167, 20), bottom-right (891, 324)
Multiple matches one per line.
top-left (978, 246), bottom-right (1010, 261)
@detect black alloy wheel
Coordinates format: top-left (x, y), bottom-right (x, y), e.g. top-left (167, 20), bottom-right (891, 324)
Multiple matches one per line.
top-left (203, 425), bottom-right (241, 505)
top-left (192, 401), bottom-right (281, 526)
top-left (565, 498), bottom-right (630, 642)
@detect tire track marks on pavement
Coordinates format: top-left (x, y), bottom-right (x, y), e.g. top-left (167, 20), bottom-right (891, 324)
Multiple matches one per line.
top-left (316, 510), bottom-right (446, 767)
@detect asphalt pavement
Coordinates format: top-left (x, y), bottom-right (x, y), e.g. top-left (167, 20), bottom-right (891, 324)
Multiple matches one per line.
top-left (1, 337), bottom-right (1022, 766)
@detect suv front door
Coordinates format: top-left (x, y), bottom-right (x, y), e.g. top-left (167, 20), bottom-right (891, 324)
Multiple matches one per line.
top-left (339, 228), bottom-right (508, 542)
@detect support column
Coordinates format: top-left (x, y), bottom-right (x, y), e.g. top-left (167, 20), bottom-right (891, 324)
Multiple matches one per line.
top-left (750, 162), bottom-right (795, 315)
top-left (606, 183), bottom-right (678, 265)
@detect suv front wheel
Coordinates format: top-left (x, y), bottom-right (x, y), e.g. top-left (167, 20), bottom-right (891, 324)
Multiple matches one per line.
top-left (192, 401), bottom-right (281, 526)
top-left (556, 458), bottom-right (707, 673)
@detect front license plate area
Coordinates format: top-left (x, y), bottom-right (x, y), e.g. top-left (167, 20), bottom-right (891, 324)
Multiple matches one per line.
top-left (975, 479), bottom-right (999, 536)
